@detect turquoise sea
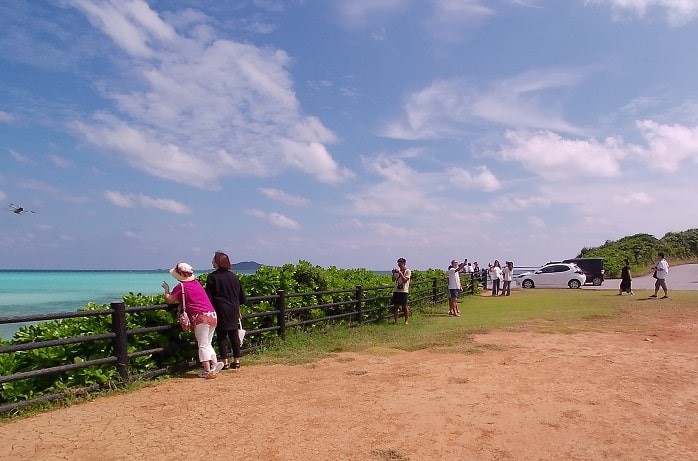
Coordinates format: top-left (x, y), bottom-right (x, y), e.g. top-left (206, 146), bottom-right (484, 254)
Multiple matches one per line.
top-left (0, 270), bottom-right (254, 339)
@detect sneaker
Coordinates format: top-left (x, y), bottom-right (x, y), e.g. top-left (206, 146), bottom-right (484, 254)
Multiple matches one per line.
top-left (222, 363), bottom-right (230, 370)
top-left (661, 295), bottom-right (669, 299)
top-left (649, 294), bottom-right (657, 298)
top-left (198, 369), bottom-right (208, 378)
top-left (210, 362), bottom-right (225, 376)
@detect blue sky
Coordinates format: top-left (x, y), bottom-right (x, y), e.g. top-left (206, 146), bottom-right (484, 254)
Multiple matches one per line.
top-left (2, 0), bottom-right (698, 271)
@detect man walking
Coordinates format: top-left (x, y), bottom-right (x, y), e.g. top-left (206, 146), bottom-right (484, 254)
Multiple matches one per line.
top-left (650, 252), bottom-right (669, 299)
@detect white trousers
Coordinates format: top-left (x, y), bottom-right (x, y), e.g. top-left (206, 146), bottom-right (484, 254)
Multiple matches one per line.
top-left (194, 322), bottom-right (217, 363)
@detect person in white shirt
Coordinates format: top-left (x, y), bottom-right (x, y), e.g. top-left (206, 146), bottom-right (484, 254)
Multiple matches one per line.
top-left (650, 252), bottom-right (669, 299)
top-left (489, 260), bottom-right (503, 296)
top-left (500, 261), bottom-right (514, 296)
top-left (463, 262), bottom-right (475, 293)
top-left (446, 259), bottom-right (467, 316)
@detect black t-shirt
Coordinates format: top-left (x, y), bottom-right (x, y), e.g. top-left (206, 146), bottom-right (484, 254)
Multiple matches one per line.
top-left (205, 269), bottom-right (246, 331)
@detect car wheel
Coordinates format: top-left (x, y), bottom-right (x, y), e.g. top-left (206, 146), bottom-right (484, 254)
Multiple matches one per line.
top-left (592, 277), bottom-right (602, 286)
top-left (521, 279), bottom-right (534, 289)
top-left (568, 279), bottom-right (581, 289)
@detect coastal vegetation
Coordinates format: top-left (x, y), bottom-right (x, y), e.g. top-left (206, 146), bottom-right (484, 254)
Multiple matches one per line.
top-left (576, 228), bottom-right (698, 278)
top-left (0, 261), bottom-right (446, 412)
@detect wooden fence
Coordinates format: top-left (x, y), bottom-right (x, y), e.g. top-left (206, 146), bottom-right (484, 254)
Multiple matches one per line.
top-left (0, 277), bottom-right (458, 414)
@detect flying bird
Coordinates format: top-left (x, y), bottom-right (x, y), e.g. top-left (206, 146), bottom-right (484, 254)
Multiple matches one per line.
top-left (7, 204), bottom-right (36, 214)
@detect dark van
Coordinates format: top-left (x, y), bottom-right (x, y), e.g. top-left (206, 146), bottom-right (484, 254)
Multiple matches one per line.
top-left (562, 258), bottom-right (605, 286)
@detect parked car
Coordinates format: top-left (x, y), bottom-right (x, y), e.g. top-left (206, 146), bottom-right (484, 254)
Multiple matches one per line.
top-left (562, 258), bottom-right (605, 286)
top-left (515, 263), bottom-right (586, 289)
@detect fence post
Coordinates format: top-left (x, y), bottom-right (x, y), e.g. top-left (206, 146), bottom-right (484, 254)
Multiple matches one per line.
top-left (276, 290), bottom-right (286, 340)
top-left (355, 285), bottom-right (363, 324)
top-left (432, 279), bottom-right (438, 303)
top-left (110, 301), bottom-right (129, 382)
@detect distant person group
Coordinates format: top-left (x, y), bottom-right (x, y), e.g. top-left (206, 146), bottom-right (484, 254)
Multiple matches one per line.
top-left (485, 260), bottom-right (514, 297)
top-left (162, 251), bottom-right (246, 379)
top-left (391, 256), bottom-right (516, 324)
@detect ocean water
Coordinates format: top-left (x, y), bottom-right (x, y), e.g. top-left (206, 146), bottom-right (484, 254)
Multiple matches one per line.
top-left (0, 270), bottom-right (253, 339)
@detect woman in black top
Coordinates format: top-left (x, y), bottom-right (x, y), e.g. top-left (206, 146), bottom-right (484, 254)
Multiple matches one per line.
top-left (206, 251), bottom-right (246, 369)
top-left (618, 258), bottom-right (633, 296)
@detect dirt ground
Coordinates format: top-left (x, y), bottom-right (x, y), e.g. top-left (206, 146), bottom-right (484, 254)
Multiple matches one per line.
top-left (1, 304), bottom-right (696, 461)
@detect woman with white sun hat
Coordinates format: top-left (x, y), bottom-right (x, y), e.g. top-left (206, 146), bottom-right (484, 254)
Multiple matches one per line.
top-left (162, 262), bottom-right (224, 379)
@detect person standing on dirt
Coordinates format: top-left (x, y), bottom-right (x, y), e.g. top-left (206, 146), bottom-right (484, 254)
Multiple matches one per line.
top-left (206, 251), bottom-right (246, 370)
top-left (651, 252), bottom-right (669, 299)
top-left (618, 258), bottom-right (634, 296)
top-left (163, 262), bottom-right (224, 379)
top-left (391, 258), bottom-right (411, 325)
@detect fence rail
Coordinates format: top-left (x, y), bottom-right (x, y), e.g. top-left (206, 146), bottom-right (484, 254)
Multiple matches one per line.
top-left (0, 277), bottom-right (461, 414)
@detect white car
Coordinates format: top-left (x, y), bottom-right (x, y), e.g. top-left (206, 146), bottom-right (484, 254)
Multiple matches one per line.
top-left (515, 263), bottom-right (586, 289)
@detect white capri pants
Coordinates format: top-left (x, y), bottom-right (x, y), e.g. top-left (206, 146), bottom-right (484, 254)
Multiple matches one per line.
top-left (194, 322), bottom-right (217, 363)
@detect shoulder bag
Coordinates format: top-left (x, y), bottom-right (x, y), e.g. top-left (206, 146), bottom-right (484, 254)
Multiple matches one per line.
top-left (178, 283), bottom-right (192, 331)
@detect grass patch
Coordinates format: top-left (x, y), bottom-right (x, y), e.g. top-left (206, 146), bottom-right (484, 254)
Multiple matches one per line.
top-left (245, 288), bottom-right (698, 366)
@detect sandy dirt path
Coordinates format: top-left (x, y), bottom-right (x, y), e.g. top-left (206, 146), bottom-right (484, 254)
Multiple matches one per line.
top-left (1, 306), bottom-right (696, 461)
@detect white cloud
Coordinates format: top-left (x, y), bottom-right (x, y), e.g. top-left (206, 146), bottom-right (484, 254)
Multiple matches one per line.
top-left (335, 0), bottom-right (408, 26)
top-left (448, 165), bottom-right (501, 192)
top-left (123, 229), bottom-right (144, 241)
top-left (335, 0), bottom-right (493, 42)
top-left (259, 188), bottom-right (310, 207)
top-left (9, 149), bottom-right (32, 163)
top-left (588, 0), bottom-right (698, 25)
top-left (383, 70), bottom-right (585, 140)
top-left (69, 1), bottom-right (352, 187)
top-left (104, 190), bottom-right (191, 214)
top-left (348, 155), bottom-right (439, 216)
top-left (0, 110), bottom-right (14, 122)
top-left (244, 208), bottom-right (300, 229)
top-left (69, 0), bottom-right (176, 58)
top-left (636, 120), bottom-right (698, 171)
top-left (493, 194), bottom-right (552, 211)
top-left (48, 154), bottom-right (71, 168)
top-left (427, 0), bottom-right (495, 42)
top-left (528, 216), bottom-right (546, 229)
top-left (612, 191), bottom-right (653, 205)
top-left (369, 221), bottom-right (412, 237)
top-left (498, 130), bottom-right (629, 180)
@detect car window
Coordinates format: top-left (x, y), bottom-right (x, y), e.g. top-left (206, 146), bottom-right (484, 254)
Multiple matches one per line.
top-left (551, 265), bottom-right (569, 273)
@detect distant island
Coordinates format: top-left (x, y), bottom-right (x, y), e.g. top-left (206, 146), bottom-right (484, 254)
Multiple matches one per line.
top-left (234, 260), bottom-right (264, 271)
